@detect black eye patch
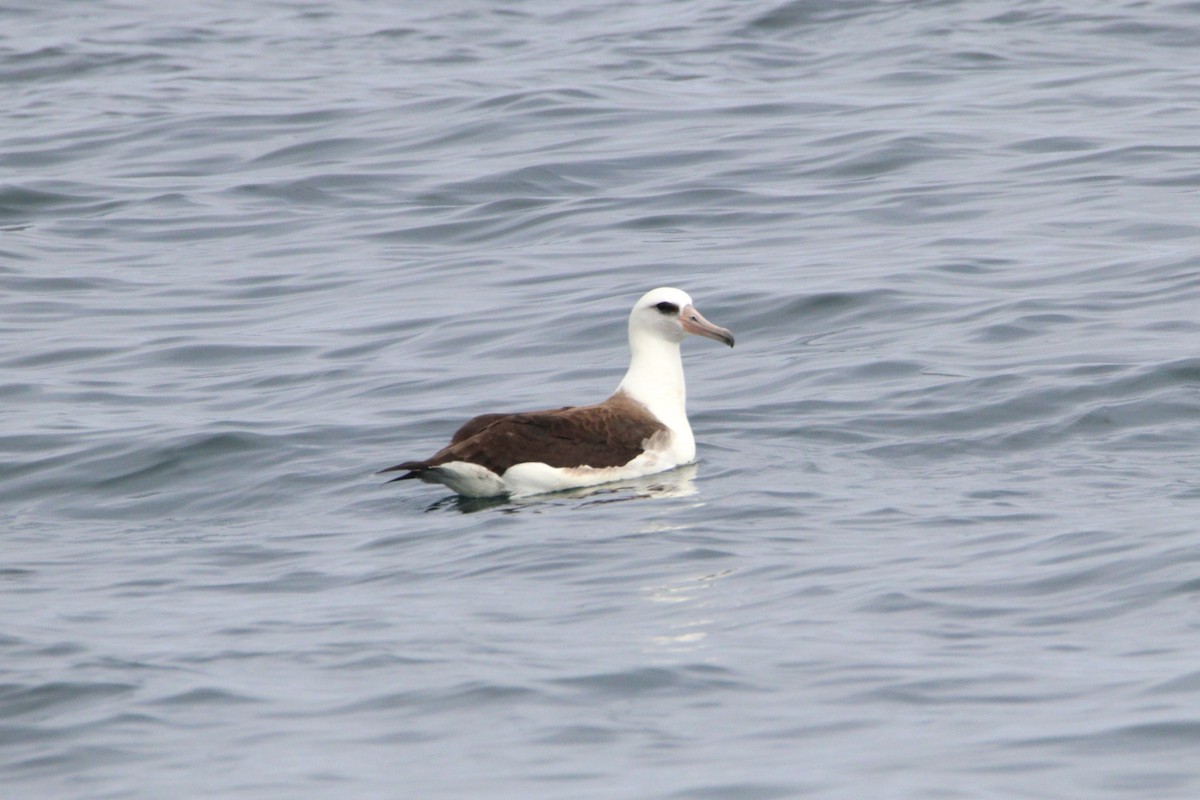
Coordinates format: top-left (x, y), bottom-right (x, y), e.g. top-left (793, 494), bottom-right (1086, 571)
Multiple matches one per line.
top-left (654, 301), bottom-right (679, 314)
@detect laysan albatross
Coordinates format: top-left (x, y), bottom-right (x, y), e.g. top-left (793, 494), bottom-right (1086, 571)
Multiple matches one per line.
top-left (381, 287), bottom-right (734, 498)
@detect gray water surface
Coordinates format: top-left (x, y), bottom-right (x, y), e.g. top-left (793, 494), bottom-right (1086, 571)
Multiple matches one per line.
top-left (4, 1), bottom-right (1200, 798)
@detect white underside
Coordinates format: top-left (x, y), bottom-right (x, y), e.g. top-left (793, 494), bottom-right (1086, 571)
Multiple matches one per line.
top-left (421, 447), bottom-right (690, 498)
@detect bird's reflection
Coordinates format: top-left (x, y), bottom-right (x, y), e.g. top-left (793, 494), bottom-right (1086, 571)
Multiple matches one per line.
top-left (424, 463), bottom-right (699, 513)
top-left (645, 568), bottom-right (734, 652)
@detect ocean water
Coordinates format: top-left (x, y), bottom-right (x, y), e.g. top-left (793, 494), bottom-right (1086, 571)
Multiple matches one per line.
top-left (4, 0), bottom-right (1200, 797)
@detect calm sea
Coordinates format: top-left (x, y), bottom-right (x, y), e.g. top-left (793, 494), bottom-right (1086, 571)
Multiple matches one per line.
top-left (3, 1), bottom-right (1200, 798)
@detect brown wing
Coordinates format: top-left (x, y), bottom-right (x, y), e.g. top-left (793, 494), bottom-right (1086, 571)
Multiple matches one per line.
top-left (449, 408), bottom-right (570, 444)
top-left (381, 393), bottom-right (665, 478)
top-left (448, 413), bottom-right (509, 445)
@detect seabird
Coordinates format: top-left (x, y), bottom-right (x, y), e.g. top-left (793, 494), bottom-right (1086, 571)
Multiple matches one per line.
top-left (380, 287), bottom-right (734, 498)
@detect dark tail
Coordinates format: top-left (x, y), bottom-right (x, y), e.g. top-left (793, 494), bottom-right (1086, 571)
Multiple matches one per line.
top-left (378, 461), bottom-right (431, 483)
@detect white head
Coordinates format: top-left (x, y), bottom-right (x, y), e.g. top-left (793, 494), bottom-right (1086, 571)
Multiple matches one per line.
top-left (628, 287), bottom-right (735, 348)
top-left (618, 288), bottom-right (733, 456)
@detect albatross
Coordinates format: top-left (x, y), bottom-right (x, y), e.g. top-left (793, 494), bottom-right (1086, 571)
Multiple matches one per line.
top-left (380, 287), bottom-right (734, 498)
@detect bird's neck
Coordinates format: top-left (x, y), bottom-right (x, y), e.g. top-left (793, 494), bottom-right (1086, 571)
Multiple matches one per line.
top-left (617, 334), bottom-right (689, 434)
